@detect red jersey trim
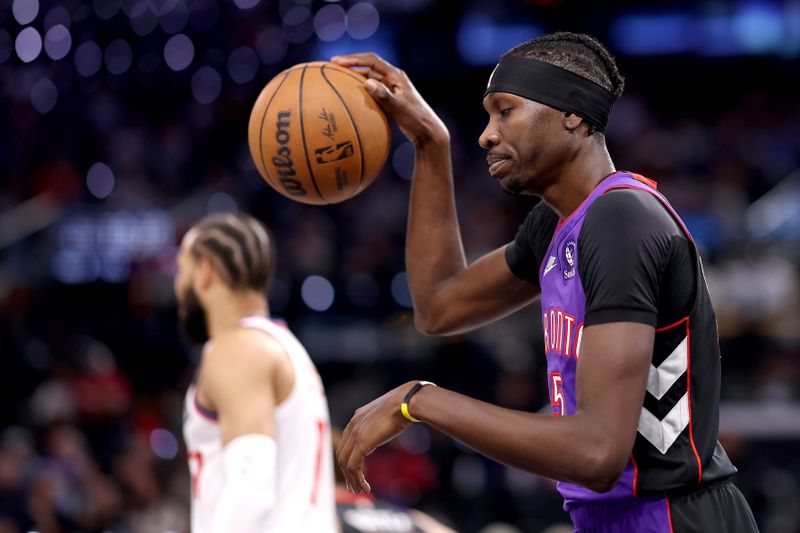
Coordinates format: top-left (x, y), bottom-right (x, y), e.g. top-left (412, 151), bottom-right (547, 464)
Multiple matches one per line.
top-left (684, 318), bottom-right (704, 484)
top-left (193, 390), bottom-right (219, 423)
top-left (655, 316), bottom-right (689, 333)
top-left (665, 496), bottom-right (675, 533)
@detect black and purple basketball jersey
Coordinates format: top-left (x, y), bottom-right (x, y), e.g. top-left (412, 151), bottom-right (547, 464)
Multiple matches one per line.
top-left (537, 172), bottom-right (736, 512)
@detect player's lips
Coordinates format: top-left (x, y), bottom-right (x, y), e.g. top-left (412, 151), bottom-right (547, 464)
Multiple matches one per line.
top-left (487, 155), bottom-right (511, 176)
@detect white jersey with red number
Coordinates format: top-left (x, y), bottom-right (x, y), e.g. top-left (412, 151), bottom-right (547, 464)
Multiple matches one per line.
top-left (183, 316), bottom-right (336, 533)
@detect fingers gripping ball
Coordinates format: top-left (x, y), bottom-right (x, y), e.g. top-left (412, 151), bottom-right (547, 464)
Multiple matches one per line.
top-left (248, 62), bottom-right (392, 205)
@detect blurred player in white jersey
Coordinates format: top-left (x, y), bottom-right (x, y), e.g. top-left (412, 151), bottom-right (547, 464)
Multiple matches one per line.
top-left (175, 212), bottom-right (336, 533)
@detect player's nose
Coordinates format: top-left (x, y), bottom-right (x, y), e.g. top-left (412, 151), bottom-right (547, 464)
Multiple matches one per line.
top-left (479, 122), bottom-right (500, 150)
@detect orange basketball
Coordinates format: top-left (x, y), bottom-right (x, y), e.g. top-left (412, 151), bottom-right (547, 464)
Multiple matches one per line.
top-left (248, 61), bottom-right (391, 205)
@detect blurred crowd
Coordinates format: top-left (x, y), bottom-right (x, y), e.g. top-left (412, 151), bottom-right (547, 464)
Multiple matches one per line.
top-left (2, 0), bottom-right (799, 532)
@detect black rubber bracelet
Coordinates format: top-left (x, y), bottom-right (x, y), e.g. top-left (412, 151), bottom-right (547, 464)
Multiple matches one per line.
top-left (400, 381), bottom-right (436, 423)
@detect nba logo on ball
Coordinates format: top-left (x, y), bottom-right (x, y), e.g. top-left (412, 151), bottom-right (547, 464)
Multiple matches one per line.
top-left (563, 240), bottom-right (576, 279)
top-left (248, 61), bottom-right (391, 205)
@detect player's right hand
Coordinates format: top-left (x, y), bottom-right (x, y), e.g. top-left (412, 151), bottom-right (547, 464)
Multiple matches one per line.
top-left (336, 381), bottom-right (417, 494)
top-left (331, 53), bottom-right (450, 147)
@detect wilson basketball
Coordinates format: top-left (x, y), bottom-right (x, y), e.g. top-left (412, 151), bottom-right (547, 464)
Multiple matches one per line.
top-left (248, 61), bottom-right (391, 205)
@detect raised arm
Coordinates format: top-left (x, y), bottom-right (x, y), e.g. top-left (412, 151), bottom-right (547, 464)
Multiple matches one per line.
top-left (332, 54), bottom-right (539, 335)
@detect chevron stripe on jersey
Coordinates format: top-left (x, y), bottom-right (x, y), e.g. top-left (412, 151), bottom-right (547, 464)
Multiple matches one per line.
top-left (637, 335), bottom-right (690, 454)
top-left (638, 392), bottom-right (689, 454)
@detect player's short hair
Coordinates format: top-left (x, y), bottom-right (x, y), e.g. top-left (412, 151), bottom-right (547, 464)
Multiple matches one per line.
top-left (188, 212), bottom-right (275, 291)
top-left (503, 32), bottom-right (625, 136)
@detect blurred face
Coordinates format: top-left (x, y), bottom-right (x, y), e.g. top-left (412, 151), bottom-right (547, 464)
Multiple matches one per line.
top-left (479, 92), bottom-right (573, 195)
top-left (174, 231), bottom-right (209, 344)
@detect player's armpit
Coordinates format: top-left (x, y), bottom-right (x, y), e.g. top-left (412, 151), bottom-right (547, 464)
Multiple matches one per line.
top-left (411, 246), bottom-right (539, 336)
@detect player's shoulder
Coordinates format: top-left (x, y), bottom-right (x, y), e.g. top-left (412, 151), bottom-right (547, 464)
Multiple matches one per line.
top-left (585, 188), bottom-right (681, 236)
top-left (204, 327), bottom-right (286, 372)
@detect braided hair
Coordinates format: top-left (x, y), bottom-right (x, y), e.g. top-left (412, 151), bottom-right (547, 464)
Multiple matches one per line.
top-left (503, 32), bottom-right (625, 136)
top-left (189, 212), bottom-right (276, 291)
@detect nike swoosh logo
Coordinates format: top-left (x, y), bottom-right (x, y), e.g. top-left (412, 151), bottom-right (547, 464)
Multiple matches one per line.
top-left (543, 256), bottom-right (557, 276)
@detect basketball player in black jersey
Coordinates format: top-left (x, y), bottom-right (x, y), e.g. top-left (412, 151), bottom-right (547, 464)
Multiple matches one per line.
top-left (334, 33), bottom-right (759, 532)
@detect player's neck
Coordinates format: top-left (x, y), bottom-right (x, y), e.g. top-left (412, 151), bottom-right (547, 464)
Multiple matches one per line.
top-left (541, 144), bottom-right (615, 219)
top-left (205, 291), bottom-right (270, 339)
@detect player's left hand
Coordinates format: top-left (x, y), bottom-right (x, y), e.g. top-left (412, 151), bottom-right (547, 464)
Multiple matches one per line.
top-left (337, 381), bottom-right (417, 494)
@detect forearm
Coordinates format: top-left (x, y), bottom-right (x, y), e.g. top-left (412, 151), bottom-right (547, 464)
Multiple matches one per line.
top-left (405, 137), bottom-right (467, 319)
top-left (410, 386), bottom-right (629, 491)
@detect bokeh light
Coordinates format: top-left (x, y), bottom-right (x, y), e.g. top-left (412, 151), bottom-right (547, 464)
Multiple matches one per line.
top-left (44, 6), bottom-right (71, 30)
top-left (30, 78), bottom-right (58, 114)
top-left (281, 6), bottom-right (314, 44)
top-left (347, 2), bottom-right (380, 40)
top-left (74, 41), bottom-right (102, 77)
top-left (160, 0), bottom-right (189, 33)
top-left (15, 27), bottom-right (42, 63)
top-left (93, 0), bottom-right (121, 20)
top-left (130, 1), bottom-right (159, 36)
top-left (255, 27), bottom-right (288, 65)
top-left (392, 141), bottom-right (415, 180)
top-left (314, 4), bottom-right (347, 42)
top-left (164, 33), bottom-right (194, 71)
top-left (227, 46), bottom-right (258, 84)
top-left (191, 66), bottom-right (222, 104)
top-left (105, 39), bottom-right (133, 75)
top-left (13, 0), bottom-right (39, 25)
top-left (232, 0), bottom-right (260, 9)
top-left (301, 275), bottom-right (335, 311)
top-left (390, 272), bottom-right (413, 308)
top-left (150, 429), bottom-right (179, 460)
top-left (44, 24), bottom-right (71, 61)
top-left (86, 162), bottom-right (116, 199)
top-left (52, 249), bottom-right (101, 284)
top-left (206, 192), bottom-right (237, 213)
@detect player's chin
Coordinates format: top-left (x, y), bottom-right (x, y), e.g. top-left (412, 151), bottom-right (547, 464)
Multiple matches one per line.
top-left (497, 174), bottom-right (525, 196)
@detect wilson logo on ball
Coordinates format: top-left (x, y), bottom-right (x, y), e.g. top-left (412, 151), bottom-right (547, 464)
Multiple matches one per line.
top-left (272, 110), bottom-right (307, 197)
top-left (314, 142), bottom-right (354, 164)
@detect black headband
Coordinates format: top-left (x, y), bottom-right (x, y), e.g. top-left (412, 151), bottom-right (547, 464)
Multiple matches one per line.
top-left (484, 56), bottom-right (617, 133)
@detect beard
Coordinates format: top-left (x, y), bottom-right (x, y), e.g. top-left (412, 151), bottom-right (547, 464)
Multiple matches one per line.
top-left (178, 285), bottom-right (209, 345)
top-left (498, 174), bottom-right (526, 195)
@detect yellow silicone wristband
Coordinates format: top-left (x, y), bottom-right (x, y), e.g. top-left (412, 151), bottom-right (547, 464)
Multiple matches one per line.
top-left (401, 401), bottom-right (422, 423)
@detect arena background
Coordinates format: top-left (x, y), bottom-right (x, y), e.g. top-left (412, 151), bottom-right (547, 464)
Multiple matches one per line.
top-left (1, 0), bottom-right (800, 531)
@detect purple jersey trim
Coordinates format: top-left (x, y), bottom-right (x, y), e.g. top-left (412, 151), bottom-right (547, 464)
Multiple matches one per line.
top-left (193, 390), bottom-right (219, 422)
top-left (568, 495), bottom-right (673, 532)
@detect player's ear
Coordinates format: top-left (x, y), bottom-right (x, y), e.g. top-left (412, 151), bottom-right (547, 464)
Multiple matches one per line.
top-left (564, 112), bottom-right (583, 132)
top-left (196, 256), bottom-right (215, 290)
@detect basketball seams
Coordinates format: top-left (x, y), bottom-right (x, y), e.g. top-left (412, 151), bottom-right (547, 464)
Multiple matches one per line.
top-left (298, 65), bottom-right (327, 202)
top-left (258, 70), bottom-right (292, 191)
top-left (288, 63), bottom-right (368, 85)
top-left (320, 64), bottom-right (366, 191)
top-left (251, 62), bottom-right (387, 204)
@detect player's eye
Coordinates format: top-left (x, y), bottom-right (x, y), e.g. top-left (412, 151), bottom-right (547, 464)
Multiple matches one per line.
top-left (500, 107), bottom-right (513, 117)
